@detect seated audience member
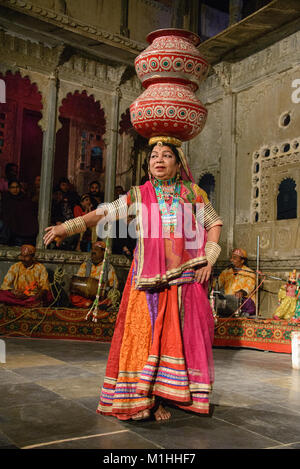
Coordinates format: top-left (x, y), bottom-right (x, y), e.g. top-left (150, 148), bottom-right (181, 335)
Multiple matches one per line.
top-left (73, 194), bottom-right (93, 217)
top-left (0, 180), bottom-right (38, 246)
top-left (88, 181), bottom-right (103, 208)
top-left (30, 175), bottom-right (41, 215)
top-left (51, 189), bottom-right (64, 225)
top-left (57, 177), bottom-right (80, 213)
top-left (115, 185), bottom-right (126, 198)
top-left (73, 194), bottom-right (94, 252)
top-left (111, 185), bottom-right (136, 257)
top-left (0, 163), bottom-right (18, 192)
top-left (20, 181), bottom-right (29, 196)
top-left (218, 248), bottom-right (256, 302)
top-left (70, 241), bottom-right (118, 309)
top-left (0, 245), bottom-right (52, 306)
top-left (51, 178), bottom-right (80, 251)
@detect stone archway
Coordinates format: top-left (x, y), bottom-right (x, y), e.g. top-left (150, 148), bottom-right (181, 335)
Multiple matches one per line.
top-left (0, 71), bottom-right (43, 186)
top-left (54, 90), bottom-right (106, 194)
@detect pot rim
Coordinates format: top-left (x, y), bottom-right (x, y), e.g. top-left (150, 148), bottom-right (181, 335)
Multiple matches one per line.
top-left (146, 28), bottom-right (201, 47)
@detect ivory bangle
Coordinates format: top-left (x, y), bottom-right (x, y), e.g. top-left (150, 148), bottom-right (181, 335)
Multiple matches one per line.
top-left (205, 241), bottom-right (221, 266)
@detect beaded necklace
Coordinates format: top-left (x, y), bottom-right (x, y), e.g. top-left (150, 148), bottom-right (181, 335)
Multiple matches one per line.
top-left (152, 176), bottom-right (181, 232)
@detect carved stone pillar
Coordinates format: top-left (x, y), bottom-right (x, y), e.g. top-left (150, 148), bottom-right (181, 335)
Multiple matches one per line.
top-left (36, 73), bottom-right (58, 249)
top-left (214, 63), bottom-right (237, 257)
top-left (104, 87), bottom-right (122, 203)
top-left (219, 91), bottom-right (237, 256)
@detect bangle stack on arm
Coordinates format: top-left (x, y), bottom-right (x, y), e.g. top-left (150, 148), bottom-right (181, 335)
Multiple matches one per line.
top-left (205, 241), bottom-right (221, 266)
top-left (63, 217), bottom-right (87, 236)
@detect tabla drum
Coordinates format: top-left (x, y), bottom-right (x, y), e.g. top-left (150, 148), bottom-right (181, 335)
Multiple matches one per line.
top-left (70, 276), bottom-right (99, 299)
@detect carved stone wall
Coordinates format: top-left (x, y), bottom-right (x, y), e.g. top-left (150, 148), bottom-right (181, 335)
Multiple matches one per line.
top-left (128, 0), bottom-right (172, 43)
top-left (251, 139), bottom-right (300, 224)
top-left (189, 28), bottom-right (300, 316)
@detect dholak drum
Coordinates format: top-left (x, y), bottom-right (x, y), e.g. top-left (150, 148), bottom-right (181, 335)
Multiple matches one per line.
top-left (214, 292), bottom-right (241, 317)
top-left (70, 276), bottom-right (99, 300)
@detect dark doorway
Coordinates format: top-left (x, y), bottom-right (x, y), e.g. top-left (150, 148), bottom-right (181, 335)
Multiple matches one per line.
top-left (19, 109), bottom-right (43, 185)
top-left (54, 117), bottom-right (70, 187)
top-left (277, 178), bottom-right (297, 220)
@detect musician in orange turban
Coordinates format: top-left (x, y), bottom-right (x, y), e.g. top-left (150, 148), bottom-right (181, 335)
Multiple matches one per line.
top-left (0, 245), bottom-right (52, 306)
top-left (218, 248), bottom-right (256, 302)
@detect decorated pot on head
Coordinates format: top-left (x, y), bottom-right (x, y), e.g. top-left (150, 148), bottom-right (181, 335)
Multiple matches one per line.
top-left (130, 28), bottom-right (209, 143)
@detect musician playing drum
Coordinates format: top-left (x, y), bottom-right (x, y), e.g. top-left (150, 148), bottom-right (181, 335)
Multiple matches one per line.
top-left (218, 248), bottom-right (256, 302)
top-left (70, 241), bottom-right (118, 308)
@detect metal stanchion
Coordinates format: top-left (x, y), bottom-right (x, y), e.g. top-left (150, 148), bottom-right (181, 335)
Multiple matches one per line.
top-left (255, 235), bottom-right (260, 318)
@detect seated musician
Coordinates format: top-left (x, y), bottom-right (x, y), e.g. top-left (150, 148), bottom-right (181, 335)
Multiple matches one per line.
top-left (70, 241), bottom-right (118, 308)
top-left (0, 244), bottom-right (52, 307)
top-left (218, 248), bottom-right (256, 303)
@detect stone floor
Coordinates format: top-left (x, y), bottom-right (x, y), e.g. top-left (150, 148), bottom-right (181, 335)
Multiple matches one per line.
top-left (0, 336), bottom-right (300, 450)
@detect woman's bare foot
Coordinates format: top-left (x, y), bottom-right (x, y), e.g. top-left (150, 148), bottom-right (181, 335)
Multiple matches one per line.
top-left (131, 409), bottom-right (151, 421)
top-left (154, 404), bottom-right (171, 421)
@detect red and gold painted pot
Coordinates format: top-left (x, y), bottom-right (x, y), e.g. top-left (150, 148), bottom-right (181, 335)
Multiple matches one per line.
top-left (130, 28), bottom-right (209, 142)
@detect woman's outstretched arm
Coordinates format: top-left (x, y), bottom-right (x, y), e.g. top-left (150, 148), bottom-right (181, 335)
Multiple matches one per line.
top-left (43, 208), bottom-right (106, 247)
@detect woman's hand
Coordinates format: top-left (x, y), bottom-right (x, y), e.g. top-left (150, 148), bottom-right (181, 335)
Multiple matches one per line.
top-left (195, 263), bottom-right (212, 284)
top-left (44, 224), bottom-right (67, 247)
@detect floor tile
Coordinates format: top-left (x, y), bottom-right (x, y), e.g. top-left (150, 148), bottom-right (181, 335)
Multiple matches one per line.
top-left (1, 352), bottom-right (65, 369)
top-left (1, 338), bottom-right (300, 450)
top-left (30, 430), bottom-right (161, 449)
top-left (36, 375), bottom-right (103, 399)
top-left (270, 441), bottom-right (300, 449)
top-left (119, 415), bottom-right (279, 449)
top-left (39, 349), bottom-right (109, 364)
top-left (0, 399), bottom-right (126, 447)
top-left (12, 364), bottom-right (98, 381)
top-left (0, 382), bottom-right (62, 408)
top-left (0, 368), bottom-right (32, 385)
top-left (0, 430), bottom-right (18, 449)
top-left (212, 403), bottom-right (300, 444)
top-left (74, 396), bottom-right (100, 412)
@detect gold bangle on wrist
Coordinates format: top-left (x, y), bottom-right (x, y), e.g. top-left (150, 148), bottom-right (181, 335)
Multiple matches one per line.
top-left (63, 217), bottom-right (87, 236)
top-left (205, 241), bottom-right (221, 266)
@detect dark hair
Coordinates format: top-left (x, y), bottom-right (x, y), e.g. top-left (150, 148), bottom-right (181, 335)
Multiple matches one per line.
top-left (148, 143), bottom-right (181, 164)
top-left (80, 193), bottom-right (91, 202)
top-left (89, 180), bottom-right (100, 189)
top-left (8, 179), bottom-right (20, 188)
top-left (58, 177), bottom-right (70, 185)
